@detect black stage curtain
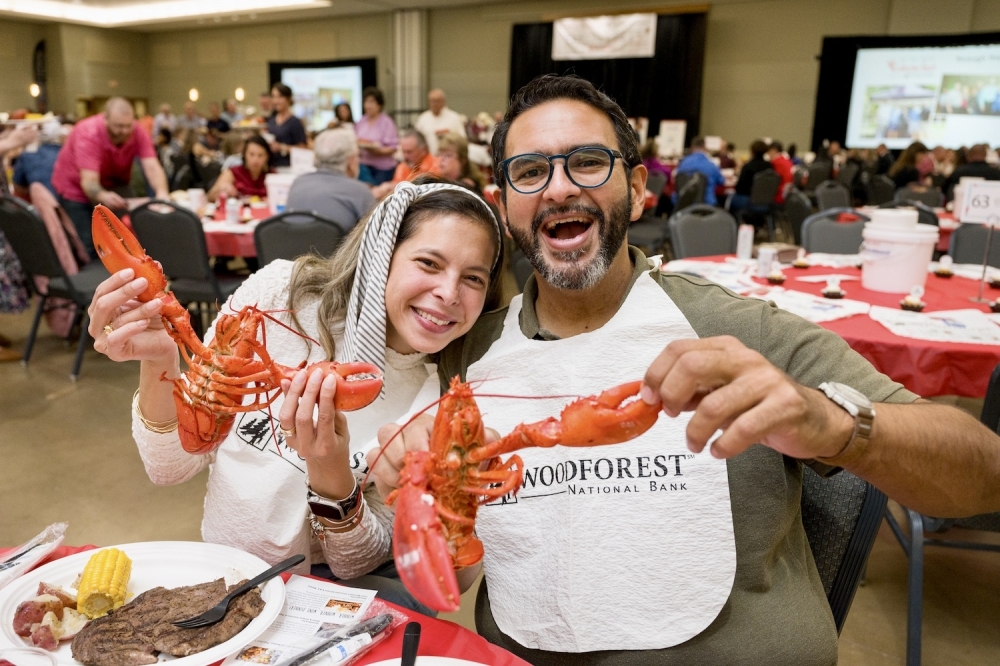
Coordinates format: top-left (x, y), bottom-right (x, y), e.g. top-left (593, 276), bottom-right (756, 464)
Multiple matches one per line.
top-left (509, 13), bottom-right (707, 145)
top-left (813, 31), bottom-right (1000, 151)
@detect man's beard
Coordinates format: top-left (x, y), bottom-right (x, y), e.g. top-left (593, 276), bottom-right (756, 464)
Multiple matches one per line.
top-left (507, 192), bottom-right (632, 290)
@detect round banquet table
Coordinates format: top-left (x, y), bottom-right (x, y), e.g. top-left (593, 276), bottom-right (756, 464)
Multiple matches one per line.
top-left (201, 204), bottom-right (272, 258)
top-left (697, 256), bottom-right (1000, 397)
top-left (3, 545), bottom-right (529, 666)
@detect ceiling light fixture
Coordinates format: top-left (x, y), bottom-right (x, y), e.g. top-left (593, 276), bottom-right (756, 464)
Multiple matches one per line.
top-left (29, 83), bottom-right (40, 98)
top-left (0, 0), bottom-right (331, 28)
top-left (235, 87), bottom-right (245, 102)
top-left (189, 88), bottom-right (199, 102)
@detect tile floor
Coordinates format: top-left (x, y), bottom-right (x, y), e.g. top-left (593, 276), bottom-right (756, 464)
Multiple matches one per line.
top-left (2, 301), bottom-right (998, 664)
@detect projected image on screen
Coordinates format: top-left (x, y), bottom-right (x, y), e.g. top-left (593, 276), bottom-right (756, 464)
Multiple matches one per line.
top-left (280, 66), bottom-right (363, 133)
top-left (845, 43), bottom-right (1000, 149)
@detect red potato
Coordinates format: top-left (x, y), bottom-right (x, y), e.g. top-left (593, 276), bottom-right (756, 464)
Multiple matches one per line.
top-left (30, 619), bottom-right (59, 650)
top-left (12, 594), bottom-right (63, 636)
top-left (37, 581), bottom-right (77, 609)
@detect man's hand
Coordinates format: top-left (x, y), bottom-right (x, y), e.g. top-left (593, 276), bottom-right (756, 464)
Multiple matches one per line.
top-left (97, 190), bottom-right (128, 210)
top-left (366, 414), bottom-right (435, 499)
top-left (641, 336), bottom-right (855, 461)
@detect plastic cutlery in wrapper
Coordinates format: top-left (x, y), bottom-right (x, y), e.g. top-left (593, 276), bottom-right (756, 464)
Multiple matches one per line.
top-left (0, 523), bottom-right (67, 591)
top-left (268, 601), bottom-right (405, 666)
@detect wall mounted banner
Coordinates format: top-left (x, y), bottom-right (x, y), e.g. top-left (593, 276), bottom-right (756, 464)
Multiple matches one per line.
top-left (552, 13), bottom-right (657, 61)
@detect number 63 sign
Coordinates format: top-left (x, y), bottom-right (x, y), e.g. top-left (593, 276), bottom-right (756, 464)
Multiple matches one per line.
top-left (958, 180), bottom-right (1000, 225)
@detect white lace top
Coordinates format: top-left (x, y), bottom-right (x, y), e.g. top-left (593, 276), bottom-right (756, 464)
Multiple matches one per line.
top-left (131, 260), bottom-right (440, 577)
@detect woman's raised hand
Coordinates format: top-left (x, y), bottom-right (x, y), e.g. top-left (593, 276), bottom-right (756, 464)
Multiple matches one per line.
top-left (88, 268), bottom-right (177, 366)
top-left (279, 369), bottom-right (353, 483)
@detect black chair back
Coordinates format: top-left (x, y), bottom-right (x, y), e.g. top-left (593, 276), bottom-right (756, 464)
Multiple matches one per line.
top-left (801, 208), bottom-right (870, 254)
top-left (895, 185), bottom-right (943, 208)
top-left (815, 180), bottom-right (851, 211)
top-left (668, 204), bottom-right (737, 258)
top-left (676, 171), bottom-right (707, 210)
top-left (194, 160), bottom-right (223, 191)
top-left (645, 171), bottom-right (668, 203)
top-left (837, 161), bottom-right (861, 187)
top-left (508, 248), bottom-right (533, 292)
top-left (131, 200), bottom-right (214, 282)
top-left (866, 174), bottom-right (896, 206)
top-left (784, 188), bottom-right (813, 245)
top-left (878, 201), bottom-right (939, 227)
top-left (748, 169), bottom-right (781, 207)
top-left (801, 467), bottom-right (887, 633)
top-left (949, 222), bottom-right (1000, 267)
top-left (171, 164), bottom-right (193, 192)
top-left (804, 162), bottom-right (832, 191)
top-left (0, 196), bottom-right (70, 285)
top-left (254, 211), bottom-right (346, 266)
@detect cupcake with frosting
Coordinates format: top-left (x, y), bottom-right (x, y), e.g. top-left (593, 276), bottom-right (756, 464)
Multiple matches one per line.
top-left (900, 286), bottom-right (925, 312)
top-left (822, 277), bottom-right (845, 299)
top-left (934, 255), bottom-right (954, 278)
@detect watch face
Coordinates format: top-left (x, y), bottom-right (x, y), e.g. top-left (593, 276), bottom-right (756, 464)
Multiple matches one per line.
top-left (829, 382), bottom-right (873, 408)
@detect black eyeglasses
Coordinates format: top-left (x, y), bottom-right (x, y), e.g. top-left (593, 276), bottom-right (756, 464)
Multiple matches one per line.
top-left (498, 146), bottom-right (624, 194)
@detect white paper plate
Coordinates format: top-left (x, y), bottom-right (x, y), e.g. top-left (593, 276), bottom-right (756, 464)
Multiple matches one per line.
top-left (0, 541), bottom-right (285, 665)
top-left (368, 657), bottom-right (484, 666)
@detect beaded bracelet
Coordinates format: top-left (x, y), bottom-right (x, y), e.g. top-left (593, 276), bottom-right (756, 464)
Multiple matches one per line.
top-left (132, 388), bottom-right (179, 434)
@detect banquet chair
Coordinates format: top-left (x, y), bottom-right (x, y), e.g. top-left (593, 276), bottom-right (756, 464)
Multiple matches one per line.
top-left (866, 174), bottom-right (896, 206)
top-left (878, 201), bottom-right (939, 227)
top-left (131, 200), bottom-right (244, 338)
top-left (815, 181), bottom-right (851, 212)
top-left (800, 208), bottom-right (870, 254)
top-left (895, 185), bottom-right (943, 209)
top-left (783, 188), bottom-right (814, 245)
top-left (801, 466), bottom-right (888, 633)
top-left (803, 162), bottom-right (832, 193)
top-left (837, 161), bottom-right (861, 189)
top-left (629, 171), bottom-right (672, 256)
top-left (675, 171), bottom-right (707, 209)
top-left (254, 211), bottom-right (346, 266)
top-left (883, 361), bottom-right (1000, 666)
top-left (0, 196), bottom-right (111, 380)
top-left (667, 204), bottom-right (737, 258)
top-left (948, 222), bottom-right (1000, 268)
top-left (745, 169), bottom-right (782, 241)
top-left (194, 159), bottom-right (223, 191)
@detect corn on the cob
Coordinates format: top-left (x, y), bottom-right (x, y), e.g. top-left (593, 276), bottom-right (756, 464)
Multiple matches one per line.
top-left (77, 548), bottom-right (132, 618)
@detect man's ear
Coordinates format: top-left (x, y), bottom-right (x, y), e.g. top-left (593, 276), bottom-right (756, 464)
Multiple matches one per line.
top-left (494, 188), bottom-right (513, 239)
top-left (629, 163), bottom-right (648, 222)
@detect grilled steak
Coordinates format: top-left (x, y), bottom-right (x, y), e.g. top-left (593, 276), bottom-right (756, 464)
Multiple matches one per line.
top-left (71, 579), bottom-right (266, 666)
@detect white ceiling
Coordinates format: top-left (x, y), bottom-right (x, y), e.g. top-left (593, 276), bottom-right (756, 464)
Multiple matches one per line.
top-left (0, 0), bottom-right (505, 31)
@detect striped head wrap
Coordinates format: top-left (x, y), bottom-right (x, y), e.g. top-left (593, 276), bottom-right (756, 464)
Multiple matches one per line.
top-left (341, 180), bottom-right (501, 378)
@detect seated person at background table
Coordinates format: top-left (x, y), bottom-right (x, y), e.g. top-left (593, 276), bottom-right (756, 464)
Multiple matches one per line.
top-left (205, 101), bottom-right (231, 135)
top-left (220, 131), bottom-right (246, 171)
top-left (355, 87), bottom-right (400, 186)
top-left (153, 103), bottom-right (176, 138)
top-left (12, 120), bottom-right (65, 197)
top-left (267, 83), bottom-right (308, 168)
top-left (889, 141), bottom-right (930, 189)
top-left (672, 136), bottom-right (725, 206)
top-left (328, 103), bottom-right (354, 131)
top-left (368, 74), bottom-right (1000, 665)
top-left (436, 131), bottom-right (486, 194)
top-left (766, 140), bottom-right (794, 204)
top-left (285, 128), bottom-right (375, 230)
top-left (945, 143), bottom-right (1000, 201)
top-left (51, 97), bottom-right (168, 260)
top-left (86, 178), bottom-right (505, 616)
top-left (875, 143), bottom-right (894, 175)
top-left (221, 98), bottom-right (242, 126)
top-left (728, 139), bottom-right (773, 223)
top-left (176, 101), bottom-right (206, 133)
top-left (208, 135), bottom-right (271, 202)
top-left (257, 91), bottom-right (274, 121)
top-left (372, 130), bottom-right (440, 200)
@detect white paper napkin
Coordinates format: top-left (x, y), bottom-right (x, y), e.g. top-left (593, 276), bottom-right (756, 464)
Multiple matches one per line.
top-left (804, 253), bottom-right (863, 268)
top-left (927, 262), bottom-right (1000, 282)
top-left (868, 306), bottom-right (1000, 345)
top-left (662, 259), bottom-right (758, 294)
top-left (751, 287), bottom-right (870, 323)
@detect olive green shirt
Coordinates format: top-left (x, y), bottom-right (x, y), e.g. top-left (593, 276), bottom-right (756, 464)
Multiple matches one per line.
top-left (438, 247), bottom-right (917, 665)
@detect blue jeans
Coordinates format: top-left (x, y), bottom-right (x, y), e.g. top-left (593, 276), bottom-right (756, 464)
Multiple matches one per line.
top-left (359, 164), bottom-right (396, 186)
top-left (310, 560), bottom-right (438, 618)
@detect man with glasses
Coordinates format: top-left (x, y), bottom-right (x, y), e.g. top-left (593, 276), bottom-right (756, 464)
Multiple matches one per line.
top-left (370, 75), bottom-right (1000, 664)
top-left (52, 97), bottom-right (168, 260)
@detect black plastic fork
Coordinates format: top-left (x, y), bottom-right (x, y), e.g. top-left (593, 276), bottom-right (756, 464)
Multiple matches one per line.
top-left (172, 553), bottom-right (304, 628)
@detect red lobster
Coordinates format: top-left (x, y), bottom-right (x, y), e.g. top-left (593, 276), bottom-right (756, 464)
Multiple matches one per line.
top-left (379, 377), bottom-right (661, 612)
top-left (91, 204), bottom-right (383, 455)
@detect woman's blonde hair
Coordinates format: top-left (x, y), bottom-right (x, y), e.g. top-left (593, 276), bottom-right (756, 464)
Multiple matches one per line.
top-left (437, 131), bottom-right (487, 192)
top-left (287, 181), bottom-right (504, 360)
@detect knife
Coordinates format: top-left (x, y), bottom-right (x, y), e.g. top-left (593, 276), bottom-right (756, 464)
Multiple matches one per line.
top-left (401, 621), bottom-right (421, 666)
top-left (284, 613), bottom-right (393, 666)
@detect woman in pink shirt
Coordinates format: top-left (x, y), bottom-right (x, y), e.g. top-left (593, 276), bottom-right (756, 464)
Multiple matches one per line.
top-left (354, 87), bottom-right (399, 186)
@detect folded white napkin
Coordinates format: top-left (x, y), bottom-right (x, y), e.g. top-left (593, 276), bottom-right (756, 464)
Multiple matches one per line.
top-left (868, 306), bottom-right (1000, 345)
top-left (751, 287), bottom-right (870, 323)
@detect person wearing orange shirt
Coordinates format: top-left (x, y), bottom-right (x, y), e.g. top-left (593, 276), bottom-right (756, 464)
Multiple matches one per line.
top-left (372, 129), bottom-right (440, 199)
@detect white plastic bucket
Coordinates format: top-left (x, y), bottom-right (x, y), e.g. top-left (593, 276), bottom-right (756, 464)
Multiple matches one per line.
top-left (868, 208), bottom-right (918, 229)
top-left (861, 223), bottom-right (939, 293)
top-left (264, 173), bottom-right (297, 215)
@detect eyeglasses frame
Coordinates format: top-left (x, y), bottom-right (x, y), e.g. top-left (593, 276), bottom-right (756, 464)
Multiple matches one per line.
top-left (498, 146), bottom-right (626, 194)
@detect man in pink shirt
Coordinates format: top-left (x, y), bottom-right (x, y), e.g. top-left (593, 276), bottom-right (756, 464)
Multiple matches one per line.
top-left (52, 97), bottom-right (168, 259)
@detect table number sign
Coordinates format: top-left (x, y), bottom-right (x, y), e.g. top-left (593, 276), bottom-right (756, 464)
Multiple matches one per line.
top-left (957, 180), bottom-right (1000, 225)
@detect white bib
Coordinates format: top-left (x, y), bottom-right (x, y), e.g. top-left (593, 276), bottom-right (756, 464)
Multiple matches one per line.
top-left (468, 272), bottom-right (736, 652)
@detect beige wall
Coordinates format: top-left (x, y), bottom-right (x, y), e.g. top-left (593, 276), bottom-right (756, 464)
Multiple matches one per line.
top-left (2, 0), bottom-right (1000, 148)
top-left (145, 14), bottom-right (392, 117)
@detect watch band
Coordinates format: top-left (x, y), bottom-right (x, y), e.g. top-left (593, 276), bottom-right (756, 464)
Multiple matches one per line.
top-left (816, 382), bottom-right (876, 463)
top-left (307, 481), bottom-right (362, 522)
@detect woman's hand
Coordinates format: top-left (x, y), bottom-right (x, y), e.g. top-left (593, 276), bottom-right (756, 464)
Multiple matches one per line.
top-left (88, 268), bottom-right (177, 366)
top-left (279, 369), bottom-right (354, 495)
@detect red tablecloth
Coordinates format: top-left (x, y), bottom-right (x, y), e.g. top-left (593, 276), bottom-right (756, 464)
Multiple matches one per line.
top-left (937, 212), bottom-right (956, 253)
top-left (697, 256), bottom-right (1000, 397)
top-left (202, 205), bottom-right (271, 258)
top-left (4, 545), bottom-right (528, 666)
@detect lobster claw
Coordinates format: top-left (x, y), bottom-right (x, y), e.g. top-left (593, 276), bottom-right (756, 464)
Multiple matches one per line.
top-left (389, 451), bottom-right (463, 613)
top-left (91, 204), bottom-right (168, 303)
top-left (277, 361), bottom-right (383, 412)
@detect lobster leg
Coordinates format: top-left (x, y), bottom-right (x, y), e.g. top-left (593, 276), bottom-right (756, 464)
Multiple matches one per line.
top-left (468, 381), bottom-right (660, 463)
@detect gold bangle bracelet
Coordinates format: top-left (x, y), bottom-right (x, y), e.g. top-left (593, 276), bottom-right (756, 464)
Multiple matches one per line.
top-left (310, 498), bottom-right (367, 538)
top-left (133, 388), bottom-right (179, 434)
